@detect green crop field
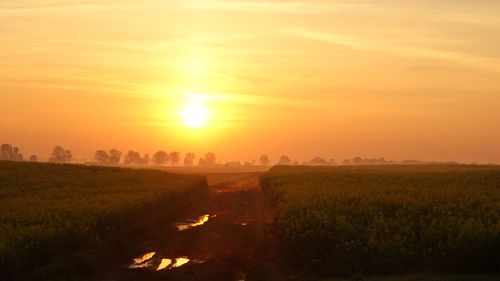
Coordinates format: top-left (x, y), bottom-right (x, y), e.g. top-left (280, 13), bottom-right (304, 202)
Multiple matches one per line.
top-left (261, 165), bottom-right (500, 277)
top-left (0, 161), bottom-right (208, 281)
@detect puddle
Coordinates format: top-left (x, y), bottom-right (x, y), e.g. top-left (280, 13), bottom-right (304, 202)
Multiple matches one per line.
top-left (176, 214), bottom-right (210, 231)
top-left (155, 256), bottom-right (200, 271)
top-left (156, 258), bottom-right (172, 271)
top-left (129, 252), bottom-right (156, 269)
top-left (172, 256), bottom-right (190, 267)
top-left (130, 254), bottom-right (201, 271)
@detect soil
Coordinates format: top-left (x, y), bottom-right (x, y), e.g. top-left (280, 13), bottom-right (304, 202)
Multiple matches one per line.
top-left (98, 172), bottom-right (296, 281)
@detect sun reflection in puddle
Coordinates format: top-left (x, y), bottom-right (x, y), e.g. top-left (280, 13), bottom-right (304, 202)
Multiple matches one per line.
top-left (129, 253), bottom-right (199, 271)
top-left (129, 252), bottom-right (156, 269)
top-left (176, 214), bottom-right (210, 231)
top-left (156, 258), bottom-right (172, 271)
top-left (172, 256), bottom-right (190, 267)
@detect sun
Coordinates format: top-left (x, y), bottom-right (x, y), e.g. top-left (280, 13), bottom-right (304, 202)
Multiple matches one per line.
top-left (181, 96), bottom-right (210, 128)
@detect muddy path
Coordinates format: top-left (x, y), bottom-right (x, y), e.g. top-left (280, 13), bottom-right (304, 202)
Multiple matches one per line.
top-left (100, 172), bottom-right (288, 281)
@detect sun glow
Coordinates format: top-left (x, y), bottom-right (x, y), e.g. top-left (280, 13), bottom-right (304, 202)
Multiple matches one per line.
top-left (181, 95), bottom-right (210, 128)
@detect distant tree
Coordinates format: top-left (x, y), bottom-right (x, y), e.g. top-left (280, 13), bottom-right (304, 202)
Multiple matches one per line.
top-left (352, 156), bottom-right (363, 165)
top-left (49, 146), bottom-right (72, 163)
top-left (204, 152), bottom-right (216, 166)
top-left (402, 159), bottom-right (423, 165)
top-left (310, 157), bottom-right (327, 166)
top-left (13, 147), bottom-right (22, 161)
top-left (184, 152), bottom-right (195, 166)
top-left (124, 150), bottom-right (142, 165)
top-left (108, 149), bottom-right (122, 164)
top-left (198, 153), bottom-right (216, 166)
top-left (225, 161), bottom-right (241, 167)
top-left (29, 155), bottom-right (38, 162)
top-left (152, 150), bottom-right (169, 166)
top-left (342, 159), bottom-right (351, 165)
top-left (94, 150), bottom-right (110, 164)
top-left (169, 151), bottom-right (181, 166)
top-left (260, 154), bottom-right (270, 166)
top-left (1, 144), bottom-right (24, 161)
top-left (243, 161), bottom-right (253, 167)
top-left (278, 155), bottom-right (292, 165)
top-left (143, 154), bottom-right (150, 165)
top-left (198, 158), bottom-right (207, 166)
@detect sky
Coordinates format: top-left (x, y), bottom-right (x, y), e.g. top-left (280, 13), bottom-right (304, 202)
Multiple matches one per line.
top-left (1, 0), bottom-right (500, 163)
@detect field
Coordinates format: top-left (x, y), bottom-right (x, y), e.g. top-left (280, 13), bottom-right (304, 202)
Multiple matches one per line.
top-left (261, 165), bottom-right (500, 277)
top-left (0, 161), bottom-right (208, 281)
top-left (3, 162), bottom-right (500, 281)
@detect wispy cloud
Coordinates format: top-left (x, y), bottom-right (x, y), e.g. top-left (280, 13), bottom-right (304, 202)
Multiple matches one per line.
top-left (185, 1), bottom-right (377, 14)
top-left (281, 28), bottom-right (500, 72)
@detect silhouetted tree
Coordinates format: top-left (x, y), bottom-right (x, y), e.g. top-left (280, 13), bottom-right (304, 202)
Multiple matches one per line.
top-left (49, 146), bottom-right (72, 163)
top-left (310, 157), bottom-right (327, 166)
top-left (377, 157), bottom-right (387, 164)
top-left (327, 159), bottom-right (336, 165)
top-left (198, 158), bottom-right (206, 166)
top-left (153, 151), bottom-right (169, 166)
top-left (108, 149), bottom-right (122, 164)
top-left (29, 155), bottom-right (38, 162)
top-left (0, 144), bottom-right (24, 161)
top-left (198, 153), bottom-right (216, 166)
top-left (169, 151), bottom-right (181, 166)
top-left (225, 161), bottom-right (241, 167)
top-left (124, 150), bottom-right (142, 165)
top-left (143, 154), bottom-right (150, 165)
top-left (278, 155), bottom-right (292, 165)
top-left (352, 156), bottom-right (363, 165)
top-left (204, 152), bottom-right (216, 166)
top-left (184, 153), bottom-right (195, 166)
top-left (94, 150), bottom-right (110, 164)
top-left (260, 154), bottom-right (270, 166)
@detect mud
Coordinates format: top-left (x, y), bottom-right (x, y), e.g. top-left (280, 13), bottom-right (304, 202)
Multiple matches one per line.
top-left (99, 173), bottom-right (292, 281)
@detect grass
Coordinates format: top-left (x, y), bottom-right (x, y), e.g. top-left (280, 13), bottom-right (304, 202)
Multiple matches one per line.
top-left (0, 161), bottom-right (208, 281)
top-left (261, 165), bottom-right (500, 277)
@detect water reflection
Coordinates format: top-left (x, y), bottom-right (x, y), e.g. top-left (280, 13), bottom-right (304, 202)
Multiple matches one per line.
top-left (172, 256), bottom-right (190, 267)
top-left (129, 254), bottom-right (197, 271)
top-left (176, 214), bottom-right (210, 231)
top-left (156, 258), bottom-right (172, 271)
top-left (129, 252), bottom-right (156, 269)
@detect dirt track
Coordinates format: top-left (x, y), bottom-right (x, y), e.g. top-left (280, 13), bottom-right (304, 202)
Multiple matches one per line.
top-left (101, 172), bottom-right (286, 281)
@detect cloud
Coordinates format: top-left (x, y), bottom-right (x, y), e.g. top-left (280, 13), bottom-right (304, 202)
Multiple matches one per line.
top-left (281, 28), bottom-right (500, 72)
top-left (184, 1), bottom-right (377, 14)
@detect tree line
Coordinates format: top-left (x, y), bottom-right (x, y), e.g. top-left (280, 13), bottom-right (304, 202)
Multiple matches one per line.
top-left (1, 143), bottom-right (465, 166)
top-left (93, 150), bottom-right (218, 166)
top-left (1, 144), bottom-right (72, 163)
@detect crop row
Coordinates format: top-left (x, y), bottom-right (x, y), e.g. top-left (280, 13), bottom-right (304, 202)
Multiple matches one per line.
top-left (261, 165), bottom-right (500, 276)
top-left (0, 161), bottom-right (208, 280)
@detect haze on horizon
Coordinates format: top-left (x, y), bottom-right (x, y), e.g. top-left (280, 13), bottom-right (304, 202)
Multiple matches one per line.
top-left (1, 0), bottom-right (500, 163)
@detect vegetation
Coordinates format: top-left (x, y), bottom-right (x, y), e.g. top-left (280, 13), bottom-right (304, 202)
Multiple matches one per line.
top-left (0, 144), bottom-right (24, 161)
top-left (0, 161), bottom-right (208, 281)
top-left (261, 165), bottom-right (500, 277)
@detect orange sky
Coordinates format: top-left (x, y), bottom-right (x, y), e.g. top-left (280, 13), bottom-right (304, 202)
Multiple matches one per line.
top-left (2, 0), bottom-right (500, 163)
